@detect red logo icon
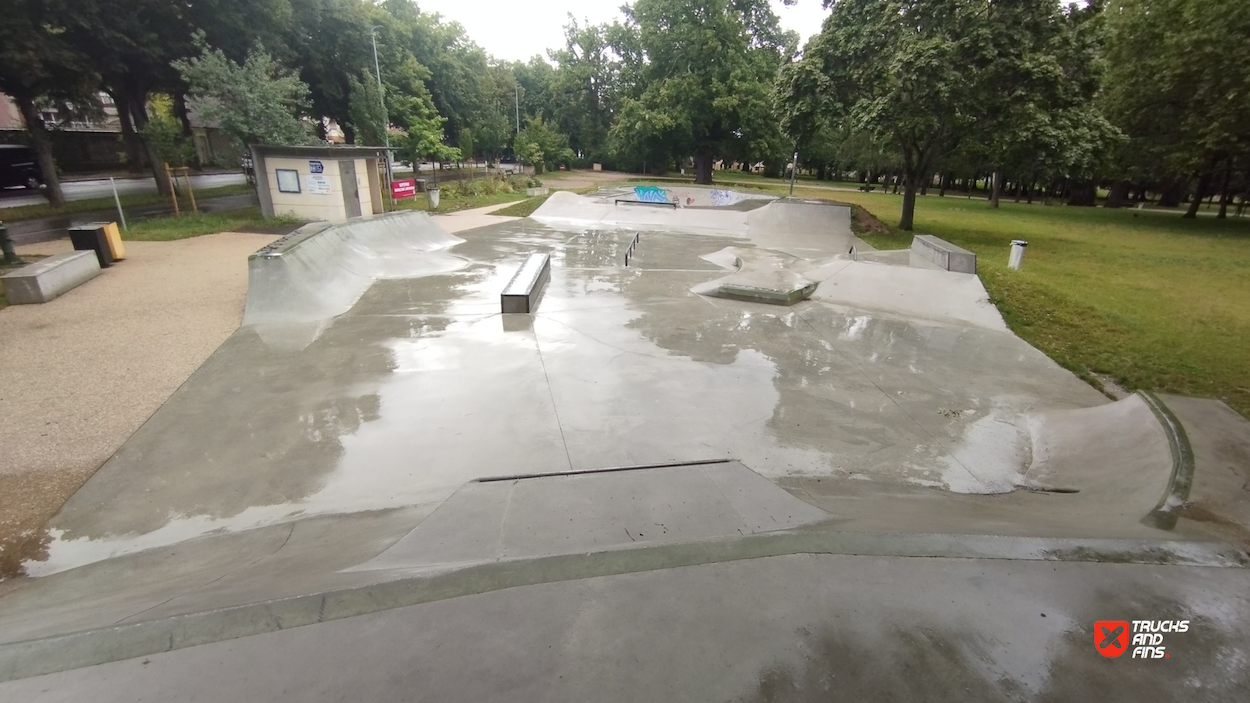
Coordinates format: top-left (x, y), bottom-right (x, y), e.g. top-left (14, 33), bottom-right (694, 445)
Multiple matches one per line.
top-left (1096, 621), bottom-right (1130, 658)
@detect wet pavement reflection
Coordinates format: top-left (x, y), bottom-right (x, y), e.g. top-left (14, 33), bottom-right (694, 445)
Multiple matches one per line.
top-left (28, 216), bottom-right (1106, 575)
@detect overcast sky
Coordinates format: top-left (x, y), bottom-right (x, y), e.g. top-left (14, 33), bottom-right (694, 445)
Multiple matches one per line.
top-left (414, 0), bottom-right (832, 63)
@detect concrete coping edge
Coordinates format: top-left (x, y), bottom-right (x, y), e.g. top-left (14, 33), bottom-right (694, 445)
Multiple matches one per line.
top-left (1139, 391), bottom-right (1196, 531)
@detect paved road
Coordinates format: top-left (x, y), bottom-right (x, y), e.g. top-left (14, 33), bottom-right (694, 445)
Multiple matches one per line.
top-left (0, 173), bottom-right (247, 209)
top-left (5, 194), bottom-right (258, 245)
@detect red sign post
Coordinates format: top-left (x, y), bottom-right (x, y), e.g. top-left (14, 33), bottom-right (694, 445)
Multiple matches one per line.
top-left (391, 178), bottom-right (417, 200)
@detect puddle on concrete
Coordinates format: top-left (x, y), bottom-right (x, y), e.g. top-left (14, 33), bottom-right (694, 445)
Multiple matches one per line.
top-left (24, 218), bottom-right (1108, 576)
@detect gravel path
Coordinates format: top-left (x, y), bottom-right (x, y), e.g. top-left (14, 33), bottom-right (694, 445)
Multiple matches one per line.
top-left (0, 232), bottom-right (278, 580)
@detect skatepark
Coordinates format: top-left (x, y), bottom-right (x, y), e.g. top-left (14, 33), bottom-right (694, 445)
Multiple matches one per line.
top-left (1, 185), bottom-right (1247, 700)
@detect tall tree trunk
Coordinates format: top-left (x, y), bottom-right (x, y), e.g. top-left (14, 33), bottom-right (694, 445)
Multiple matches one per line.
top-left (990, 169), bottom-right (1003, 208)
top-left (938, 172), bottom-right (949, 197)
top-left (694, 152), bottom-right (713, 185)
top-left (1158, 180), bottom-right (1183, 208)
top-left (111, 89), bottom-right (146, 173)
top-left (14, 94), bottom-right (66, 208)
top-left (1184, 169), bottom-right (1213, 219)
top-left (173, 93), bottom-right (194, 137)
top-left (121, 85), bottom-right (170, 196)
top-left (1104, 180), bottom-right (1130, 208)
top-left (1067, 181), bottom-right (1097, 207)
top-left (899, 172), bottom-right (918, 231)
top-left (1217, 160), bottom-right (1233, 219)
top-left (920, 172), bottom-right (930, 196)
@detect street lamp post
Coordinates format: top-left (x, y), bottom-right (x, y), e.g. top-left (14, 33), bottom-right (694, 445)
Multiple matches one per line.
top-left (515, 86), bottom-right (521, 135)
top-left (371, 27), bottom-right (394, 207)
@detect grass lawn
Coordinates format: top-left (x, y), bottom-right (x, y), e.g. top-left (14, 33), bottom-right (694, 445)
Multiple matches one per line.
top-left (391, 189), bottom-right (525, 215)
top-left (124, 208), bottom-right (302, 242)
top-left (799, 187), bottom-right (1250, 418)
top-left (0, 183), bottom-right (254, 222)
top-left (493, 194), bottom-right (555, 218)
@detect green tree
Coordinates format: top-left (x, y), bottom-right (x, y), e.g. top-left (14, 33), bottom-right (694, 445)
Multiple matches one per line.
top-left (174, 39), bottom-right (314, 148)
top-left (803, 0), bottom-right (1113, 230)
top-left (141, 95), bottom-right (197, 167)
top-left (514, 117), bottom-right (575, 173)
top-left (348, 71), bottom-right (386, 146)
top-left (609, 0), bottom-right (795, 184)
top-left (0, 0), bottom-right (99, 207)
top-left (1103, 0), bottom-right (1250, 218)
top-left (550, 17), bottom-right (620, 160)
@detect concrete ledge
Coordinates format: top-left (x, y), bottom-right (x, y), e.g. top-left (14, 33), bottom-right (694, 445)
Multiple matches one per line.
top-left (0, 531), bottom-right (1243, 682)
top-left (911, 234), bottom-right (976, 274)
top-left (0, 251), bottom-right (101, 304)
top-left (501, 253), bottom-right (550, 314)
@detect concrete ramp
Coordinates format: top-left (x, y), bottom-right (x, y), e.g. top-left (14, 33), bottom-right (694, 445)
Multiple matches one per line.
top-left (745, 199), bottom-right (855, 255)
top-left (1022, 393), bottom-right (1178, 527)
top-left (241, 212), bottom-right (467, 347)
top-left (813, 260), bottom-right (1008, 331)
top-left (350, 460), bottom-right (830, 572)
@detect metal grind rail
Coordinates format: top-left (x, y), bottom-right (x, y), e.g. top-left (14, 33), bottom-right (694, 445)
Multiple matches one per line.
top-left (624, 233), bottom-right (641, 267)
top-left (614, 199), bottom-right (677, 209)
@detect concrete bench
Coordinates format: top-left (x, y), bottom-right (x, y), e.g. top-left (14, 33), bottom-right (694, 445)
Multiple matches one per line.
top-left (910, 234), bottom-right (977, 274)
top-left (1, 250), bottom-right (101, 304)
top-left (501, 253), bottom-right (550, 313)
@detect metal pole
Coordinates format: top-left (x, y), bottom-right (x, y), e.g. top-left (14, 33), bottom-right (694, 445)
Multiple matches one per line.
top-left (110, 177), bottom-right (127, 231)
top-left (515, 86), bottom-right (520, 134)
top-left (372, 27), bottom-right (394, 209)
top-left (789, 149), bottom-right (798, 197)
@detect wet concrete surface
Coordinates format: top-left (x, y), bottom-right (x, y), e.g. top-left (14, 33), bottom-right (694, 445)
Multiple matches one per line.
top-left (3, 194), bottom-right (1245, 690)
top-left (3, 554), bottom-right (1246, 701)
top-left (20, 214), bottom-right (1127, 576)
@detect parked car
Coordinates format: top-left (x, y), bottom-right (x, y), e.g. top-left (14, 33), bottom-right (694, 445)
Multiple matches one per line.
top-left (0, 144), bottom-right (45, 190)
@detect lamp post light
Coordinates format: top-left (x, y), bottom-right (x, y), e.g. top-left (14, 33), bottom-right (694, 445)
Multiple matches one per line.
top-left (371, 27), bottom-right (394, 206)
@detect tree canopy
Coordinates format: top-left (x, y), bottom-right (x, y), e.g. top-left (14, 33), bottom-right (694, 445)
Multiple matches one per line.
top-left (5, 0), bottom-right (1246, 220)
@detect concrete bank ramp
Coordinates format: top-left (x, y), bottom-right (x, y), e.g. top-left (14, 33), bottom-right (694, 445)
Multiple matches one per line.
top-left (813, 260), bottom-right (1008, 331)
top-left (351, 459), bottom-right (829, 572)
top-left (242, 212), bottom-right (466, 348)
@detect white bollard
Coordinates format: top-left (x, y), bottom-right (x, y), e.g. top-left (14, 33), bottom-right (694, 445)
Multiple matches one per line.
top-left (1008, 240), bottom-right (1028, 270)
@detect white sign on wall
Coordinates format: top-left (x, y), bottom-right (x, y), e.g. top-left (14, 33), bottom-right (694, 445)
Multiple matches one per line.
top-left (305, 174), bottom-right (333, 195)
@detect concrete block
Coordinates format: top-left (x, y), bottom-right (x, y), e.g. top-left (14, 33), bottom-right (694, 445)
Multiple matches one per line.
top-left (1, 251), bottom-right (101, 304)
top-left (501, 253), bottom-right (550, 314)
top-left (910, 234), bottom-right (976, 274)
top-left (525, 187), bottom-right (549, 197)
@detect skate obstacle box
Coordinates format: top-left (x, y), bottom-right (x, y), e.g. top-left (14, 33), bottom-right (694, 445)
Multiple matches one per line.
top-left (910, 234), bottom-right (977, 274)
top-left (500, 253), bottom-right (550, 314)
top-left (68, 223), bottom-right (117, 268)
top-left (1, 250), bottom-right (101, 304)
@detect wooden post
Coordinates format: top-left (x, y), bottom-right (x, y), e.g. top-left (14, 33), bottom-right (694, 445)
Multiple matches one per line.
top-left (181, 168), bottom-right (198, 213)
top-left (164, 163), bottom-right (180, 217)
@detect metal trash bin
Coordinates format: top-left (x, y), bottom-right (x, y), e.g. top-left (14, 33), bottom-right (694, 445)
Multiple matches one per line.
top-left (68, 223), bottom-right (115, 268)
top-left (415, 178), bottom-right (427, 193)
top-left (1008, 240), bottom-right (1028, 271)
